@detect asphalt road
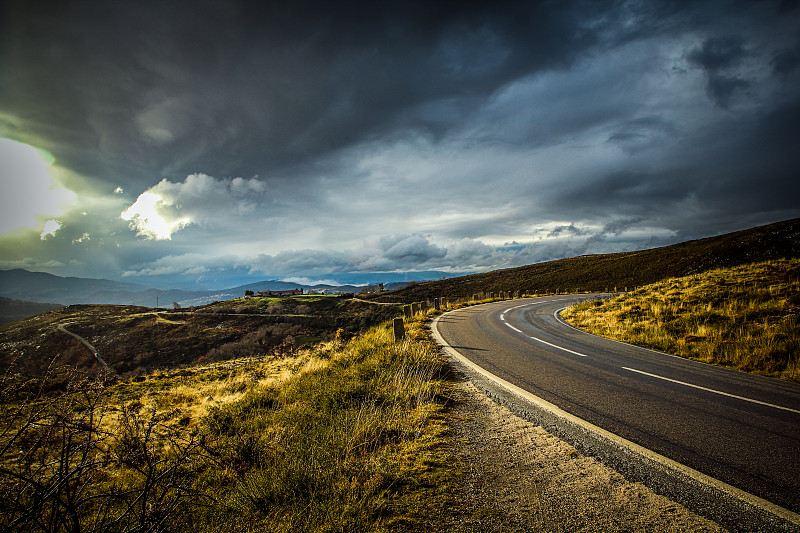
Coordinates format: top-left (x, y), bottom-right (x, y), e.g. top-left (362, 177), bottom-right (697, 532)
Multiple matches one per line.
top-left (433, 296), bottom-right (800, 514)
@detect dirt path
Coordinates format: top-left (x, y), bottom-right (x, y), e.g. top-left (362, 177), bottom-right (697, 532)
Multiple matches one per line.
top-left (439, 372), bottom-right (727, 532)
top-left (57, 323), bottom-right (110, 371)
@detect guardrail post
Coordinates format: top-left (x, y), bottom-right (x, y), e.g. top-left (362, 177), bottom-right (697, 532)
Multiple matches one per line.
top-left (393, 317), bottom-right (405, 341)
top-left (403, 305), bottom-right (412, 318)
top-left (411, 302), bottom-right (420, 315)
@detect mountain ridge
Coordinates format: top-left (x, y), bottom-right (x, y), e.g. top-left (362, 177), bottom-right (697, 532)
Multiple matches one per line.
top-left (370, 217), bottom-right (800, 303)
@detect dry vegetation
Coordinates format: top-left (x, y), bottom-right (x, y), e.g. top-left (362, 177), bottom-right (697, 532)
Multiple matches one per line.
top-left (0, 312), bottom-right (458, 532)
top-left (0, 296), bottom-right (401, 377)
top-left (562, 259), bottom-right (800, 381)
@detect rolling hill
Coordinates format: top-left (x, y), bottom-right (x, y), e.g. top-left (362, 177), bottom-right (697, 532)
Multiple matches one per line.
top-left (0, 295), bottom-right (402, 377)
top-left (0, 271), bottom-right (377, 310)
top-left (370, 218), bottom-right (800, 303)
top-left (0, 297), bottom-right (63, 325)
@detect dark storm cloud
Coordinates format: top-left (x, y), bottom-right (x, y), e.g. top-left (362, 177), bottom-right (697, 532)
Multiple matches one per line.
top-left (1, 0), bottom-right (634, 187)
top-left (2, 0), bottom-right (800, 285)
top-left (687, 35), bottom-right (751, 108)
top-left (772, 39), bottom-right (800, 75)
top-left (548, 224), bottom-right (590, 238)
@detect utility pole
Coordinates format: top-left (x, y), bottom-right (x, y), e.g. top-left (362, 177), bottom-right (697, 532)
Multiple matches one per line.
top-left (156, 296), bottom-right (159, 308)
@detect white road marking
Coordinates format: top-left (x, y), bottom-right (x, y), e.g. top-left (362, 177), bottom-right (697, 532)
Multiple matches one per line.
top-left (431, 312), bottom-right (800, 526)
top-left (497, 299), bottom-right (589, 357)
top-left (529, 335), bottom-right (589, 357)
top-left (622, 367), bottom-right (800, 414)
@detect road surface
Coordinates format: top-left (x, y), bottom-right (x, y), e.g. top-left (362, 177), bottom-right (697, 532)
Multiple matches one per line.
top-left (433, 296), bottom-right (800, 516)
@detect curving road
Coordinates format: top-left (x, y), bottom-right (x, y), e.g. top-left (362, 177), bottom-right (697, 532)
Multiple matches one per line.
top-left (433, 296), bottom-right (800, 518)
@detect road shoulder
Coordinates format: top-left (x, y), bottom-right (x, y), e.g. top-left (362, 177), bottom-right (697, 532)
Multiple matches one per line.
top-left (440, 369), bottom-right (727, 532)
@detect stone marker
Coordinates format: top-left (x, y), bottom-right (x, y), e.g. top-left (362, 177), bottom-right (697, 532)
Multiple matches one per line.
top-left (411, 302), bottom-right (420, 315)
top-left (393, 317), bottom-right (405, 341)
top-left (403, 305), bottom-right (412, 318)
top-left (434, 298), bottom-right (440, 310)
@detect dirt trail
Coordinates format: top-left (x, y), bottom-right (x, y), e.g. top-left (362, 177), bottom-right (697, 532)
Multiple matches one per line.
top-left (439, 373), bottom-right (727, 532)
top-left (57, 323), bottom-right (109, 371)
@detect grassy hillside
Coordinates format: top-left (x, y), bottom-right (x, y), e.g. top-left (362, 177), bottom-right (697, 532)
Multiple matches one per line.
top-left (0, 296), bottom-right (401, 377)
top-left (562, 259), bottom-right (800, 381)
top-left (371, 218), bottom-right (800, 304)
top-left (0, 313), bottom-right (458, 532)
top-left (0, 297), bottom-right (62, 325)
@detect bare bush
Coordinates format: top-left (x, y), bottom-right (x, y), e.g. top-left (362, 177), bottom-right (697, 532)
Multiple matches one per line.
top-left (0, 374), bottom-right (212, 532)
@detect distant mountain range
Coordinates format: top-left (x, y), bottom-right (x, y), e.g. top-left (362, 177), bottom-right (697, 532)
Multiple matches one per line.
top-left (7, 217), bottom-right (798, 316)
top-left (0, 269), bottom-right (410, 310)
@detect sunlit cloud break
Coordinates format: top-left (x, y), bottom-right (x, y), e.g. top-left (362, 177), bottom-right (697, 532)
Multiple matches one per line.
top-left (0, 138), bottom-right (74, 234)
top-left (121, 191), bottom-right (189, 240)
top-left (40, 219), bottom-right (61, 240)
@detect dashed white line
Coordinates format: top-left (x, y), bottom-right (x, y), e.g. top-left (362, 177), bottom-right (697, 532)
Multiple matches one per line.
top-left (529, 335), bottom-right (589, 357)
top-left (504, 302), bottom-right (799, 413)
top-left (498, 299), bottom-right (589, 357)
top-left (622, 367), bottom-right (800, 414)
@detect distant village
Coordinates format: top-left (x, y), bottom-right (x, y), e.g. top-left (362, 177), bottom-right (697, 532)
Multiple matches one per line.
top-left (244, 289), bottom-right (304, 297)
top-left (244, 283), bottom-right (388, 298)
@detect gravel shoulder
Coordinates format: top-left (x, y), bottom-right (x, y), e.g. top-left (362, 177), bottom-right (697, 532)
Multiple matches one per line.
top-left (439, 368), bottom-right (727, 532)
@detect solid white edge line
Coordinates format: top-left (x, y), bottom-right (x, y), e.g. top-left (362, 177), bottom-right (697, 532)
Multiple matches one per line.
top-left (431, 308), bottom-right (800, 527)
top-left (622, 367), bottom-right (800, 415)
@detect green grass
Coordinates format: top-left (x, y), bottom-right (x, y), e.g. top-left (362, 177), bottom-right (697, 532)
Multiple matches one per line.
top-left (562, 259), bottom-right (800, 381)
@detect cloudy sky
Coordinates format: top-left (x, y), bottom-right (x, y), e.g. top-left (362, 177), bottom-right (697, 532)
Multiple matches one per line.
top-left (2, 0), bottom-right (799, 289)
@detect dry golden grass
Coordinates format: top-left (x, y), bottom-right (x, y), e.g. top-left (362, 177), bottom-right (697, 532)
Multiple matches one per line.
top-left (562, 259), bottom-right (800, 381)
top-left (2, 311), bottom-right (454, 532)
top-left (104, 349), bottom-right (331, 433)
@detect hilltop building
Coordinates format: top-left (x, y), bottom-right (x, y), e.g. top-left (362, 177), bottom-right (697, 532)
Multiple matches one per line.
top-left (252, 288), bottom-right (303, 297)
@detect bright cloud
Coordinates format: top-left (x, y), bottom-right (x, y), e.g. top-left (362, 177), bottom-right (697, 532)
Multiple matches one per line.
top-left (120, 173), bottom-right (268, 240)
top-left (40, 219), bottom-right (61, 239)
top-left (0, 138), bottom-right (74, 233)
top-left (121, 191), bottom-right (187, 240)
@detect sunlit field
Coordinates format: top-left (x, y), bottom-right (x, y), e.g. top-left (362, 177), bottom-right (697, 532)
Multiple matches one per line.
top-left (562, 259), bottom-right (800, 381)
top-left (1, 314), bottom-right (454, 532)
